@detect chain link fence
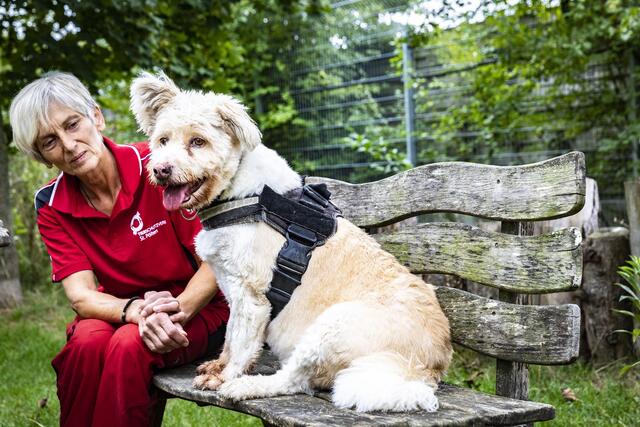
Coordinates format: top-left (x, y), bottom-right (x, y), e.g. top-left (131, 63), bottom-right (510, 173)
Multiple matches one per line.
top-left (263, 0), bottom-right (636, 224)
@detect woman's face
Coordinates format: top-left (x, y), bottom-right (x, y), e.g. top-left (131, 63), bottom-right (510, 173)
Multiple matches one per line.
top-left (36, 104), bottom-right (107, 177)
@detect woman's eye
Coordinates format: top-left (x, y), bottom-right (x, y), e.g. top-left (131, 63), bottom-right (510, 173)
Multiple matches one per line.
top-left (42, 139), bottom-right (56, 150)
top-left (67, 120), bottom-right (78, 130)
top-left (190, 137), bottom-right (205, 147)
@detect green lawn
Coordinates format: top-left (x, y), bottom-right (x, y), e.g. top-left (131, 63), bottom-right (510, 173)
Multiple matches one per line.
top-left (1, 287), bottom-right (639, 426)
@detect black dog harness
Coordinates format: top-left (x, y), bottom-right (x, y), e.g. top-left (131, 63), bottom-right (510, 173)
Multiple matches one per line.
top-left (198, 182), bottom-right (342, 318)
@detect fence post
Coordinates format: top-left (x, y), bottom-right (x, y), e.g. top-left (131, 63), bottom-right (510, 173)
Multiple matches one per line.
top-left (402, 28), bottom-right (417, 167)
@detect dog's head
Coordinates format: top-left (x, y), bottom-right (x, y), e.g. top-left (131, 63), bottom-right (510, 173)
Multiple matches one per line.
top-left (130, 71), bottom-right (261, 211)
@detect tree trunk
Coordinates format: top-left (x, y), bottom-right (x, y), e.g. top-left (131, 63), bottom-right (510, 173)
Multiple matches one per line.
top-left (582, 227), bottom-right (633, 364)
top-left (0, 115), bottom-right (23, 308)
top-left (624, 180), bottom-right (640, 357)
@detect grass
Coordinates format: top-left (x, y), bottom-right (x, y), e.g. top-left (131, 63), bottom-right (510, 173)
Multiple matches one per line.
top-left (1, 287), bottom-right (639, 426)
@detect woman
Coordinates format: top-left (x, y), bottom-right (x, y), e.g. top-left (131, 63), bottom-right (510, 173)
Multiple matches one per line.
top-left (9, 72), bottom-right (229, 427)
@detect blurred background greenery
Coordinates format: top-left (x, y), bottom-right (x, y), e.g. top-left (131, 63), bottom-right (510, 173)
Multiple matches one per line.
top-left (2, 1), bottom-right (640, 425)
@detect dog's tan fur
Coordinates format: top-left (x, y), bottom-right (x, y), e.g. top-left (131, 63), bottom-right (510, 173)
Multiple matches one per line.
top-left (131, 72), bottom-right (452, 412)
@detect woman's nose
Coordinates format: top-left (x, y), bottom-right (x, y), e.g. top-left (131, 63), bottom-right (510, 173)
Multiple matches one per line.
top-left (60, 134), bottom-right (77, 151)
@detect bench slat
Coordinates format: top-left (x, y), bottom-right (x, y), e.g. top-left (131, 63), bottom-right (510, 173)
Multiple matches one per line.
top-left (436, 287), bottom-right (581, 365)
top-left (308, 151), bottom-right (586, 227)
top-left (375, 223), bottom-right (582, 293)
top-left (153, 361), bottom-right (554, 426)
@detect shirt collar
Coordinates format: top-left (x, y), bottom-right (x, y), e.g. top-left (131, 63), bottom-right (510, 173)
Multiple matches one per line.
top-left (48, 137), bottom-right (144, 218)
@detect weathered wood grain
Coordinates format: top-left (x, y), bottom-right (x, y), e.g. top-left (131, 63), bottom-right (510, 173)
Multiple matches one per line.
top-left (308, 152), bottom-right (586, 227)
top-left (152, 358), bottom-right (554, 426)
top-left (0, 220), bottom-right (10, 247)
top-left (436, 287), bottom-right (581, 365)
top-left (374, 222), bottom-right (582, 293)
top-left (582, 228), bottom-right (633, 364)
top-left (495, 221), bottom-right (533, 412)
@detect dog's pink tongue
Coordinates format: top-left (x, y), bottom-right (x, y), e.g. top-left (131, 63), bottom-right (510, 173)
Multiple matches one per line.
top-left (163, 185), bottom-right (190, 211)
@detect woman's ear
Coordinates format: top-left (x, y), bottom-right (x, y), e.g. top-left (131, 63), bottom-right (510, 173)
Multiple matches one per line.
top-left (130, 71), bottom-right (179, 136)
top-left (93, 106), bottom-right (105, 132)
top-left (215, 94), bottom-right (261, 152)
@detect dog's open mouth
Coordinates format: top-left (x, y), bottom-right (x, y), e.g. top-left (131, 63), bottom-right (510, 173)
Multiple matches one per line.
top-left (162, 179), bottom-right (204, 211)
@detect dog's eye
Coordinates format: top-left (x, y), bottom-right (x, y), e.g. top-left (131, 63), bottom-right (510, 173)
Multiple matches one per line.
top-left (158, 137), bottom-right (168, 146)
top-left (190, 137), bottom-right (206, 147)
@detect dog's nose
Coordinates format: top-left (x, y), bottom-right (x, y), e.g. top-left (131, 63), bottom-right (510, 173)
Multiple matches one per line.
top-left (153, 163), bottom-right (173, 181)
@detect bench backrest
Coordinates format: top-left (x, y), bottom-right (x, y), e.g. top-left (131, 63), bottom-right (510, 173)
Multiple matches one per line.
top-left (309, 151), bottom-right (586, 400)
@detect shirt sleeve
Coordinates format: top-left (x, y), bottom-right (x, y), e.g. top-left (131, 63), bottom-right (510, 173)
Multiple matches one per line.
top-left (37, 207), bottom-right (93, 282)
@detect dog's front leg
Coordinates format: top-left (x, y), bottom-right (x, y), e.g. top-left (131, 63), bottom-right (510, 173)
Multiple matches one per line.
top-left (220, 283), bottom-right (271, 381)
top-left (195, 277), bottom-right (271, 390)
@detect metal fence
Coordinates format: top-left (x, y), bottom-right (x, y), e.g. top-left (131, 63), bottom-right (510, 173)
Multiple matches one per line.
top-left (263, 0), bottom-right (635, 224)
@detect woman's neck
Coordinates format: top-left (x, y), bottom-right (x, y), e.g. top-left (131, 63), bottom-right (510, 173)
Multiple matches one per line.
top-left (77, 150), bottom-right (121, 216)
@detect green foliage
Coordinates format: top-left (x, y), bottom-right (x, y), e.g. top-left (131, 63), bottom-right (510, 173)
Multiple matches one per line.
top-left (614, 255), bottom-right (640, 375)
top-left (344, 130), bottom-right (411, 174)
top-left (412, 0), bottom-right (640, 197)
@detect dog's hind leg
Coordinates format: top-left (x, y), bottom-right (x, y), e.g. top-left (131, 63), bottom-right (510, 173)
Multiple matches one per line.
top-left (219, 301), bottom-right (441, 412)
top-left (332, 352), bottom-right (439, 412)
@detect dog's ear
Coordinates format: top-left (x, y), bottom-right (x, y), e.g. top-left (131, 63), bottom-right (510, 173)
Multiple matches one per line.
top-left (130, 71), bottom-right (179, 135)
top-left (216, 95), bottom-right (261, 151)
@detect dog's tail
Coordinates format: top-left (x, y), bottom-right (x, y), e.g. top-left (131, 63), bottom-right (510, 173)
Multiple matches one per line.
top-left (332, 352), bottom-right (439, 412)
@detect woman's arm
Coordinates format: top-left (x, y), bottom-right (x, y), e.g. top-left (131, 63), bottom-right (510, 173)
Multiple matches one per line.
top-left (61, 270), bottom-right (141, 323)
top-left (61, 270), bottom-right (189, 353)
top-left (141, 262), bottom-right (219, 324)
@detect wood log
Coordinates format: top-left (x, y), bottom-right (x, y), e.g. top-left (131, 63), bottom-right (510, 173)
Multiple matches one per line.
top-left (0, 220), bottom-right (22, 309)
top-left (626, 180), bottom-right (640, 257)
top-left (0, 219), bottom-right (10, 248)
top-left (624, 180), bottom-right (640, 357)
top-left (308, 152), bottom-right (586, 227)
top-left (582, 227), bottom-right (633, 364)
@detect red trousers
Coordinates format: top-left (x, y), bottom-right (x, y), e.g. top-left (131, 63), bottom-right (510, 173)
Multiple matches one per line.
top-left (52, 312), bottom-right (225, 427)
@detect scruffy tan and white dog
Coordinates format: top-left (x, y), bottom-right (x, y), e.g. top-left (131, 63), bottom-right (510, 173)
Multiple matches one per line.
top-left (130, 72), bottom-right (452, 412)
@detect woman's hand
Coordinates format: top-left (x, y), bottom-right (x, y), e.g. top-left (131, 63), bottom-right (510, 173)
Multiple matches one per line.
top-left (138, 311), bottom-right (189, 353)
top-left (140, 290), bottom-right (187, 324)
top-left (137, 290), bottom-right (189, 353)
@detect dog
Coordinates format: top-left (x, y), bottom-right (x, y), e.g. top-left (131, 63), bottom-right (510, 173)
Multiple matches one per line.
top-left (130, 72), bottom-right (452, 412)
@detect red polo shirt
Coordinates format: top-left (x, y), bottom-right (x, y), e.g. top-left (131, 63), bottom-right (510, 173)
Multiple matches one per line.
top-left (35, 137), bottom-right (228, 328)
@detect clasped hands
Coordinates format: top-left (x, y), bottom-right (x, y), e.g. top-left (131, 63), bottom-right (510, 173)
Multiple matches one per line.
top-left (131, 291), bottom-right (189, 354)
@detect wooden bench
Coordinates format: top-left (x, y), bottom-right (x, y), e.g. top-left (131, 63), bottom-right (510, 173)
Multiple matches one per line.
top-left (152, 152), bottom-right (586, 426)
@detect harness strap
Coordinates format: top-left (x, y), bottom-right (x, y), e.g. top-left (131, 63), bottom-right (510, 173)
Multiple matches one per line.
top-left (198, 183), bottom-right (341, 319)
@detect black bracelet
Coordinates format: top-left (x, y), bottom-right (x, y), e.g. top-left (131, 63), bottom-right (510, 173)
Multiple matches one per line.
top-left (121, 296), bottom-right (141, 323)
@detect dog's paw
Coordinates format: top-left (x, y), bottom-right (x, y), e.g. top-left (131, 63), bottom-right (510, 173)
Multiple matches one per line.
top-left (193, 373), bottom-right (223, 390)
top-left (196, 359), bottom-right (226, 375)
top-left (217, 375), bottom-right (260, 401)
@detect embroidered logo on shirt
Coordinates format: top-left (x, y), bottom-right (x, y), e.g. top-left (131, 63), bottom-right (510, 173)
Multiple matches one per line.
top-left (130, 212), bottom-right (144, 235)
top-left (130, 211), bottom-right (168, 242)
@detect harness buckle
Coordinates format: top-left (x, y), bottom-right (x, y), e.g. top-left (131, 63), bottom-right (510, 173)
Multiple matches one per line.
top-left (286, 224), bottom-right (317, 247)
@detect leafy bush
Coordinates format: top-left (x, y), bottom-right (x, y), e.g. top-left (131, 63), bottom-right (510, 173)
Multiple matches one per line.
top-left (614, 255), bottom-right (640, 375)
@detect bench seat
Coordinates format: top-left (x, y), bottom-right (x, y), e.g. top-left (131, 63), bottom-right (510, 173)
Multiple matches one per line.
top-left (153, 351), bottom-right (555, 426)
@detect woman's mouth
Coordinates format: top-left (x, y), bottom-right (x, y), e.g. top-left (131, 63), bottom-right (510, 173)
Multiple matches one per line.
top-left (70, 151), bottom-right (87, 164)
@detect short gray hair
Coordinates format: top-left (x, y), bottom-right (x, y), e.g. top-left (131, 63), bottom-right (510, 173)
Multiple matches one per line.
top-left (9, 72), bottom-right (99, 163)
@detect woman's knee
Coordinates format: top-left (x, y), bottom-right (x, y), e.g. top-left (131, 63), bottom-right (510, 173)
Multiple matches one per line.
top-left (106, 324), bottom-right (149, 359)
top-left (53, 319), bottom-right (115, 373)
top-left (66, 319), bottom-right (115, 354)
